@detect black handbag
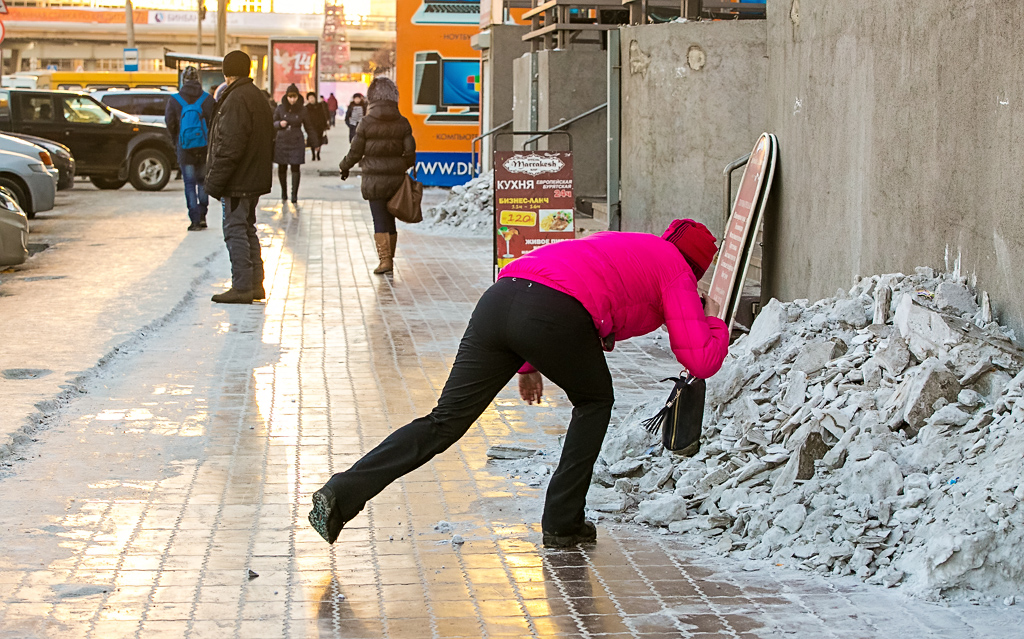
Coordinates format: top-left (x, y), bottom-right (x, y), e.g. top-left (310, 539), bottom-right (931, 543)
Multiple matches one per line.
top-left (642, 374), bottom-right (706, 455)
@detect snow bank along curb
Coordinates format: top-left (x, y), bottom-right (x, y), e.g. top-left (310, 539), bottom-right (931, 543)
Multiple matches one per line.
top-left (590, 268), bottom-right (1024, 602)
top-left (0, 249), bottom-right (221, 464)
top-left (415, 172), bottom-right (492, 237)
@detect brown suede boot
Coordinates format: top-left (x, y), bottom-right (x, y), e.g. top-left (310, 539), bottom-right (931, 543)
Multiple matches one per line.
top-left (373, 232), bottom-right (393, 274)
top-left (389, 232), bottom-right (397, 263)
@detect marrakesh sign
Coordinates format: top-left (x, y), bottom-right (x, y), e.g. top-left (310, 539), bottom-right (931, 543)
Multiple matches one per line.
top-left (501, 154), bottom-right (565, 177)
top-left (493, 151), bottom-right (575, 272)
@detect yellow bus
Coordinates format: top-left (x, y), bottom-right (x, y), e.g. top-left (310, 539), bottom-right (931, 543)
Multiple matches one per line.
top-left (1, 71), bottom-right (179, 91)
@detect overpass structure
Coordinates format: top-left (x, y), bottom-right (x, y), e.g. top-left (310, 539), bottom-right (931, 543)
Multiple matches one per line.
top-left (1, 6), bottom-right (395, 75)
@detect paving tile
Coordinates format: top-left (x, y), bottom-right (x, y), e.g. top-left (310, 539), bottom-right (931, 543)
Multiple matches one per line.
top-left (0, 191), bottom-right (1020, 639)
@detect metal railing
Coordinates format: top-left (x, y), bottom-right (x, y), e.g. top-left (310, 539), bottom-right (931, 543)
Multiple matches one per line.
top-left (471, 118), bottom-right (513, 177)
top-left (522, 102), bottom-right (607, 147)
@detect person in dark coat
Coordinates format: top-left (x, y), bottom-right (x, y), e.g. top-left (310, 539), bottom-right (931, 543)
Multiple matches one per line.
top-left (339, 78), bottom-right (415, 274)
top-left (205, 50), bottom-right (275, 305)
top-left (273, 84), bottom-right (320, 204)
top-left (327, 93), bottom-right (338, 127)
top-left (344, 93), bottom-right (365, 142)
top-left (165, 65), bottom-right (215, 231)
top-left (305, 91), bottom-right (328, 161)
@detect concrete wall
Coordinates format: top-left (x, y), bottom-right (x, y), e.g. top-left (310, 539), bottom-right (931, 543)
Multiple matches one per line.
top-left (763, 0), bottom-right (1024, 338)
top-left (479, 25), bottom-right (530, 168)
top-left (618, 21), bottom-right (767, 238)
top-left (512, 49), bottom-right (608, 199)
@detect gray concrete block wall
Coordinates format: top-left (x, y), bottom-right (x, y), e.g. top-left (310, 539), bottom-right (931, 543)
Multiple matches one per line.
top-left (511, 49), bottom-right (607, 200)
top-left (619, 21), bottom-right (767, 238)
top-left (480, 25), bottom-right (530, 166)
top-left (763, 0), bottom-right (1024, 338)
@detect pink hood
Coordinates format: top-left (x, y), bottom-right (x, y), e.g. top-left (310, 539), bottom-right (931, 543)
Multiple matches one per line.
top-left (499, 231), bottom-right (730, 379)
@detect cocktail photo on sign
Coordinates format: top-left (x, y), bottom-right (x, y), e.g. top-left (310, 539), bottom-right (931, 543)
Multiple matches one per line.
top-left (270, 38), bottom-right (319, 103)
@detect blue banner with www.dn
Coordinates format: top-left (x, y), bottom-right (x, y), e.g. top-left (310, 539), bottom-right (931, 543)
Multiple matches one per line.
top-left (414, 152), bottom-right (475, 188)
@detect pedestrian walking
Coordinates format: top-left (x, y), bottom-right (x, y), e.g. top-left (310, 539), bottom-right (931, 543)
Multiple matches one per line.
top-left (308, 220), bottom-right (731, 547)
top-left (305, 91), bottom-right (328, 161)
top-left (164, 66), bottom-right (214, 231)
top-left (344, 93), bottom-right (366, 142)
top-left (205, 50), bottom-right (275, 305)
top-left (327, 92), bottom-right (339, 127)
top-left (273, 85), bottom-right (320, 204)
top-left (338, 79), bottom-right (414, 275)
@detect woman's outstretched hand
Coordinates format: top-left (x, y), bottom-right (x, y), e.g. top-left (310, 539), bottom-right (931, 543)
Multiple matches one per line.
top-left (519, 372), bottom-right (543, 405)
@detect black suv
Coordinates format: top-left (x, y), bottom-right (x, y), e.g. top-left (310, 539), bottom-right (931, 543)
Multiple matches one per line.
top-left (0, 88), bottom-right (175, 191)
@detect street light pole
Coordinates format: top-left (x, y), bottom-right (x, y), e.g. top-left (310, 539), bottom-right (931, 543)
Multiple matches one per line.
top-left (216, 0), bottom-right (227, 56)
top-left (125, 0), bottom-right (136, 48)
top-left (197, 0), bottom-right (204, 55)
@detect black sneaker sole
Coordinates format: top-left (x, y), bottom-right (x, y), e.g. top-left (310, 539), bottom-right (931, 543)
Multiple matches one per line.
top-left (542, 521), bottom-right (597, 548)
top-left (309, 487), bottom-right (342, 544)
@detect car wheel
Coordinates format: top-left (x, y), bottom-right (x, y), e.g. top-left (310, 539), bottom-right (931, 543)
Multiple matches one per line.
top-left (0, 177), bottom-right (32, 219)
top-left (129, 149), bottom-right (171, 191)
top-left (90, 176), bottom-right (127, 190)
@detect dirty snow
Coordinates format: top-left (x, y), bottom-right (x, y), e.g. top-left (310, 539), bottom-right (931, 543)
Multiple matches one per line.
top-left (590, 268), bottom-right (1024, 602)
top-left (411, 172), bottom-right (492, 237)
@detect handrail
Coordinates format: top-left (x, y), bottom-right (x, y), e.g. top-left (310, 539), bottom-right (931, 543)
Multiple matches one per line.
top-left (471, 118), bottom-right (513, 177)
top-left (522, 102), bottom-right (607, 148)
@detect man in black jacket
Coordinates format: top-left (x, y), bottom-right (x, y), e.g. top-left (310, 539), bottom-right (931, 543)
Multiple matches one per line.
top-left (205, 50), bottom-right (274, 304)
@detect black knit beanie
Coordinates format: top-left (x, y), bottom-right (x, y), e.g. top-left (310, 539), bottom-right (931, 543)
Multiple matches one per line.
top-left (222, 50), bottom-right (251, 78)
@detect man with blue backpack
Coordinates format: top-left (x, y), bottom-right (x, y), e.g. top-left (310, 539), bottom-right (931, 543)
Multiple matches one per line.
top-left (165, 66), bottom-right (215, 231)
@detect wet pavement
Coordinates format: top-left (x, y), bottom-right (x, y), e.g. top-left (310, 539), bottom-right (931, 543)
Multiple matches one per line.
top-left (0, 176), bottom-right (1021, 638)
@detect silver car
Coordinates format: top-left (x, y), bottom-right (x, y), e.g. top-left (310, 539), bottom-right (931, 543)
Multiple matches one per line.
top-left (0, 149), bottom-right (56, 219)
top-left (0, 186), bottom-right (29, 266)
top-left (0, 133), bottom-right (59, 189)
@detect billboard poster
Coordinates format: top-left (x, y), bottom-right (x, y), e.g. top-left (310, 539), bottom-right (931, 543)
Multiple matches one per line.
top-left (397, 0), bottom-right (481, 188)
top-left (269, 38), bottom-right (318, 103)
top-left (493, 151), bottom-right (575, 270)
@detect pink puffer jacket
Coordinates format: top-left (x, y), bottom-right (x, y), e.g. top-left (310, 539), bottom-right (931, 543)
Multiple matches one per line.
top-left (498, 231), bottom-right (730, 379)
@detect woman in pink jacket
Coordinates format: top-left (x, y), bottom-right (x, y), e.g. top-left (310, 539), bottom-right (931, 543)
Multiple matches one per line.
top-left (309, 219), bottom-right (731, 547)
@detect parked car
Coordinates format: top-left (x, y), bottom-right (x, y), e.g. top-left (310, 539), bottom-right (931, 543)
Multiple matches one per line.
top-left (4, 132), bottom-right (75, 190)
top-left (0, 186), bottom-right (29, 266)
top-left (0, 149), bottom-right (55, 218)
top-left (0, 133), bottom-right (59, 188)
top-left (92, 89), bottom-right (174, 125)
top-left (0, 88), bottom-right (175, 191)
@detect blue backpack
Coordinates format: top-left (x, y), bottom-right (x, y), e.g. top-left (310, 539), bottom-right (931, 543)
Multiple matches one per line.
top-left (172, 93), bottom-right (209, 150)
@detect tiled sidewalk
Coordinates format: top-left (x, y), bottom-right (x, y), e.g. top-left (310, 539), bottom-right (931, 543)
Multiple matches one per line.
top-left (0, 197), bottom-right (1017, 639)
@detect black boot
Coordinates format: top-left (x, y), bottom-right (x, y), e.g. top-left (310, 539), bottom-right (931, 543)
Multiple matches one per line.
top-left (290, 166), bottom-right (300, 204)
top-left (542, 520), bottom-right (598, 548)
top-left (278, 164), bottom-right (288, 201)
top-left (211, 288), bottom-right (253, 304)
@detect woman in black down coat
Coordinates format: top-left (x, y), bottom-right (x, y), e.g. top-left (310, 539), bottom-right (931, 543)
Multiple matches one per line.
top-left (339, 77), bottom-right (416, 275)
top-left (305, 91), bottom-right (328, 161)
top-left (273, 84), bottom-right (320, 204)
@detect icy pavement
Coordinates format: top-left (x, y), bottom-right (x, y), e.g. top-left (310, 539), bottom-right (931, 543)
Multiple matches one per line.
top-left (0, 184), bottom-right (225, 460)
top-left (0, 185), bottom-right (1021, 637)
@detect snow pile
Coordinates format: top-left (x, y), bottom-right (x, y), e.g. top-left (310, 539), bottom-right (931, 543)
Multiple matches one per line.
top-left (590, 268), bottom-right (1024, 601)
top-left (418, 172), bottom-right (492, 237)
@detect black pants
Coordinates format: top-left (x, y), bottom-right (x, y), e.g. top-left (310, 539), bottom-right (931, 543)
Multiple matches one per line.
top-left (221, 196), bottom-right (264, 291)
top-left (368, 199), bottom-right (396, 234)
top-left (324, 277), bottom-right (614, 534)
top-left (278, 164), bottom-right (300, 199)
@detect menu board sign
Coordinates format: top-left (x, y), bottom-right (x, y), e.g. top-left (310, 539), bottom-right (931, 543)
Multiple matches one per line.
top-left (493, 151), bottom-right (575, 270)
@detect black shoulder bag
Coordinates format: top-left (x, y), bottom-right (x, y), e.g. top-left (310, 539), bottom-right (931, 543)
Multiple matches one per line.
top-left (642, 374), bottom-right (706, 455)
